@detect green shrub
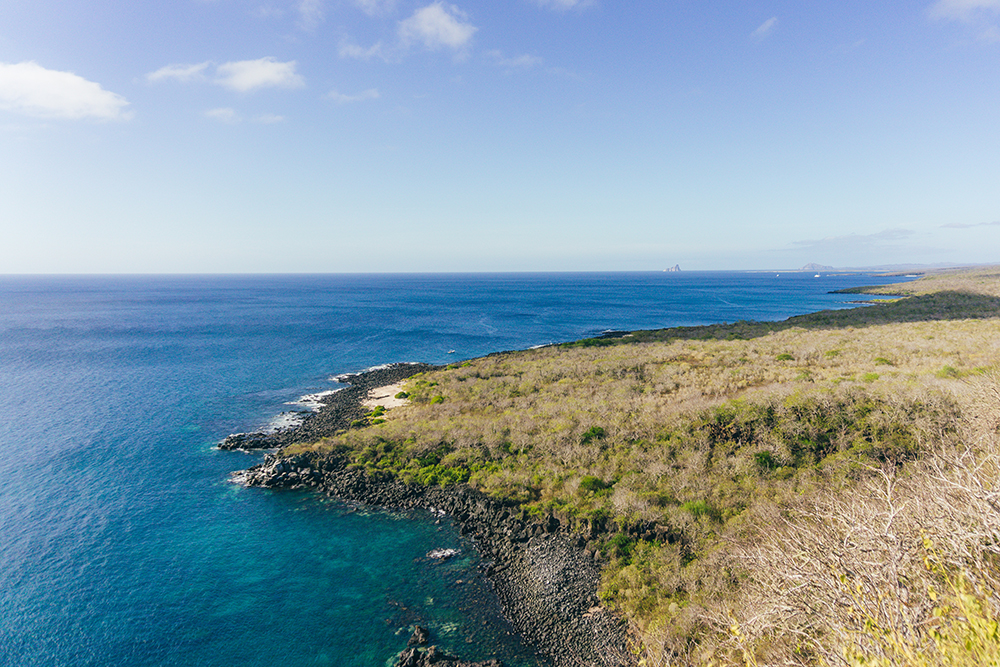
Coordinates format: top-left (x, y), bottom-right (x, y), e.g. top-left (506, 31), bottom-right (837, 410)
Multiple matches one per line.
top-left (861, 372), bottom-right (880, 383)
top-left (430, 395), bottom-right (445, 404)
top-left (776, 353), bottom-right (795, 361)
top-left (394, 391), bottom-right (408, 399)
top-left (579, 475), bottom-right (610, 494)
top-left (604, 533), bottom-right (636, 560)
top-left (681, 499), bottom-right (719, 521)
top-left (581, 426), bottom-right (607, 445)
top-left (754, 451), bottom-right (780, 471)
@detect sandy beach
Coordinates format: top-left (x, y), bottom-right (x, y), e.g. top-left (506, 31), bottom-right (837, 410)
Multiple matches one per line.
top-left (362, 383), bottom-right (408, 409)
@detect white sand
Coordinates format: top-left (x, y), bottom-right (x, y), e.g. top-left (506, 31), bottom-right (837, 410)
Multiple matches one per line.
top-left (361, 383), bottom-right (409, 410)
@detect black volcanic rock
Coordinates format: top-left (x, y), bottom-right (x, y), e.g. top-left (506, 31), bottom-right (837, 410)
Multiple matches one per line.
top-left (220, 363), bottom-right (436, 451)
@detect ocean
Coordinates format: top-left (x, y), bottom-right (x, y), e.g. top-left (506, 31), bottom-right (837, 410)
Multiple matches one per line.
top-left (0, 272), bottom-right (913, 667)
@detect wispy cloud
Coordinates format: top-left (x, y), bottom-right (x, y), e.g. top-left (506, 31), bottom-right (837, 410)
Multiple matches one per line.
top-left (532, 0), bottom-right (594, 9)
top-left (793, 228), bottom-right (915, 250)
top-left (398, 2), bottom-right (477, 51)
top-left (145, 62), bottom-right (210, 83)
top-left (254, 113), bottom-right (285, 123)
top-left (929, 0), bottom-right (1000, 40)
top-left (487, 50), bottom-right (543, 71)
top-left (833, 39), bottom-right (866, 54)
top-left (751, 16), bottom-right (779, 42)
top-left (339, 40), bottom-right (389, 61)
top-left (0, 61), bottom-right (131, 120)
top-left (929, 0), bottom-right (1000, 20)
top-left (204, 108), bottom-right (286, 124)
top-left (215, 58), bottom-right (305, 92)
top-left (354, 0), bottom-right (397, 16)
top-left (149, 58), bottom-right (305, 92)
top-left (297, 0), bottom-right (324, 31)
top-left (251, 5), bottom-right (285, 19)
top-left (205, 107), bottom-right (240, 123)
top-left (942, 220), bottom-right (1000, 228)
top-left (327, 88), bottom-right (380, 104)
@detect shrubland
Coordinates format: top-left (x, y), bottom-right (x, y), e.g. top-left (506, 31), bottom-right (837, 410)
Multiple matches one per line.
top-left (283, 267), bottom-right (1000, 666)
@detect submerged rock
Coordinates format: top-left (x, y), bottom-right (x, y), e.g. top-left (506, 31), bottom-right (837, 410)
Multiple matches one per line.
top-left (395, 646), bottom-right (502, 667)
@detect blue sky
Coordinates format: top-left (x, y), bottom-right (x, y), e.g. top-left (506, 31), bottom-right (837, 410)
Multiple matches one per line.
top-left (1, 0), bottom-right (998, 272)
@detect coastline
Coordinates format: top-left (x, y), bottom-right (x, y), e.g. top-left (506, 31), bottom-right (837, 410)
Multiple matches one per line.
top-left (219, 363), bottom-right (437, 451)
top-left (233, 449), bottom-right (632, 667)
top-left (229, 363), bottom-right (633, 667)
top-left (222, 271), bottom-right (970, 666)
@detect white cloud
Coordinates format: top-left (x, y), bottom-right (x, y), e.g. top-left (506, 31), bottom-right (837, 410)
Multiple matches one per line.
top-left (942, 220), bottom-right (1000, 228)
top-left (398, 2), bottom-right (477, 51)
top-left (792, 228), bottom-right (915, 252)
top-left (355, 0), bottom-right (397, 16)
top-left (0, 61), bottom-right (131, 120)
top-left (488, 50), bottom-right (543, 70)
top-left (255, 113), bottom-right (285, 123)
top-left (252, 5), bottom-right (285, 19)
top-left (215, 57), bottom-right (305, 92)
top-left (929, 0), bottom-right (1000, 20)
top-left (327, 88), bottom-right (380, 103)
top-left (145, 62), bottom-right (210, 83)
top-left (339, 40), bottom-right (389, 60)
top-left (751, 16), bottom-right (779, 41)
top-left (297, 0), bottom-right (324, 30)
top-left (533, 0), bottom-right (593, 9)
top-left (205, 107), bottom-right (240, 122)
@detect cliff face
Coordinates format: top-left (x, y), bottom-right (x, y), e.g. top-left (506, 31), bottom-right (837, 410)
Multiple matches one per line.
top-left (233, 452), bottom-right (633, 667)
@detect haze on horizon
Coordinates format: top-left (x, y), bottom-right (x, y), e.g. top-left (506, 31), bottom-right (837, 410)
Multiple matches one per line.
top-left (1, 1), bottom-right (998, 274)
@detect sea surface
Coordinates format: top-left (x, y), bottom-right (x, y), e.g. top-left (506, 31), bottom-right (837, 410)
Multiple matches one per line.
top-left (0, 272), bottom-right (914, 667)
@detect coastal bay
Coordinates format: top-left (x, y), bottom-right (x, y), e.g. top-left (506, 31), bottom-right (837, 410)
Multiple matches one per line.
top-left (232, 267), bottom-right (1000, 666)
top-left (0, 271), bottom-right (938, 667)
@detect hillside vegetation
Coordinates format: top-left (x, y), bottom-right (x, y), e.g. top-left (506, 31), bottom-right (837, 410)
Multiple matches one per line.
top-left (285, 267), bottom-right (1000, 666)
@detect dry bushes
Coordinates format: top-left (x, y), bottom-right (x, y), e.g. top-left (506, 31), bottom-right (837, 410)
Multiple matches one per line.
top-left (691, 372), bottom-right (1000, 667)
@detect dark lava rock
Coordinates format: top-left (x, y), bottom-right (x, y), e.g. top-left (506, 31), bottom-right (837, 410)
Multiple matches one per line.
top-left (220, 363), bottom-right (436, 451)
top-left (395, 646), bottom-right (502, 667)
top-left (408, 625), bottom-right (430, 647)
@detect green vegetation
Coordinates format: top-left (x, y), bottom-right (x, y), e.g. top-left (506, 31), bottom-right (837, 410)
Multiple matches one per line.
top-left (282, 267), bottom-right (1000, 666)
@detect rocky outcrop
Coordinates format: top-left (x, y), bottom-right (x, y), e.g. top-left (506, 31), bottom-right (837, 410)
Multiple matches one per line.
top-left (220, 363), bottom-right (436, 450)
top-left (396, 645), bottom-right (502, 667)
top-left (408, 625), bottom-right (430, 647)
top-left (233, 453), bottom-right (633, 667)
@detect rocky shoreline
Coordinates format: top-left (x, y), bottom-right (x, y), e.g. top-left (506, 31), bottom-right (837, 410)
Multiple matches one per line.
top-left (228, 365), bottom-right (633, 667)
top-left (220, 363), bottom-right (438, 450)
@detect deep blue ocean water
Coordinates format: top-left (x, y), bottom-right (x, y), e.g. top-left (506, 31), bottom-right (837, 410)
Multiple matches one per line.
top-left (0, 272), bottom-right (914, 667)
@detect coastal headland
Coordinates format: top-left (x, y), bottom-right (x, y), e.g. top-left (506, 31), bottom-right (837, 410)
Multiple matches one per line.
top-left (230, 266), bottom-right (1000, 666)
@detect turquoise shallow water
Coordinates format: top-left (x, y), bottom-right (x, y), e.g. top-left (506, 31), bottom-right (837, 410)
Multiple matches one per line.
top-left (0, 272), bottom-right (912, 667)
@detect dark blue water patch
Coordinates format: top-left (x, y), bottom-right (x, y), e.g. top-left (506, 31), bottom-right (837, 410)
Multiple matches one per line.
top-left (0, 272), bottom-right (915, 667)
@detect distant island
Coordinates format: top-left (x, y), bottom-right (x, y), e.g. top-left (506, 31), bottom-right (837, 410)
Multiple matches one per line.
top-left (800, 262), bottom-right (835, 271)
top-left (664, 264), bottom-right (681, 272)
top-left (233, 265), bottom-right (1000, 667)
